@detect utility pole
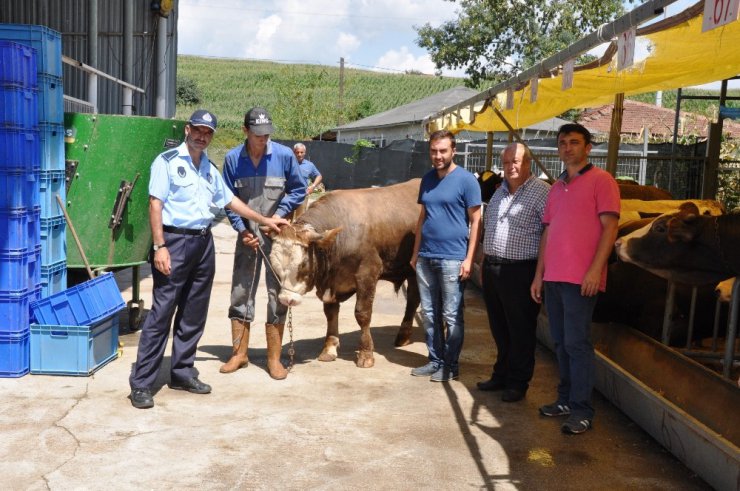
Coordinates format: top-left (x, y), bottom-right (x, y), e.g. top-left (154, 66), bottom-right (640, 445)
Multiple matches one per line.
top-left (338, 57), bottom-right (345, 125)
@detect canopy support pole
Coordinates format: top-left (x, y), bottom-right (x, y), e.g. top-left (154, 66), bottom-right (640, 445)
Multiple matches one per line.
top-left (485, 132), bottom-right (494, 171)
top-left (492, 105), bottom-right (555, 181)
top-left (606, 93), bottom-right (624, 177)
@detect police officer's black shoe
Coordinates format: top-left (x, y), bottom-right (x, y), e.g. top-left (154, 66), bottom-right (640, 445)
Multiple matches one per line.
top-left (476, 378), bottom-right (506, 391)
top-left (168, 377), bottom-right (212, 394)
top-left (130, 388), bottom-right (154, 409)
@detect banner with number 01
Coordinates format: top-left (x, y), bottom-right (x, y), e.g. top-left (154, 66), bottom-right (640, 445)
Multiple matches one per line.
top-left (702, 0), bottom-right (740, 31)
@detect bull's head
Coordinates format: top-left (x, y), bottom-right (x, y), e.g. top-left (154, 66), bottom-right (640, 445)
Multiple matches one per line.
top-left (269, 224), bottom-right (342, 306)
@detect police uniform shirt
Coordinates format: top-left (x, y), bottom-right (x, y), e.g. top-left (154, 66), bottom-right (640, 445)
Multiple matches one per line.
top-left (149, 142), bottom-right (234, 229)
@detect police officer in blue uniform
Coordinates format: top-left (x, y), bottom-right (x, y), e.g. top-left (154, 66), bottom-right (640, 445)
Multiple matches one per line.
top-left (129, 110), bottom-right (288, 409)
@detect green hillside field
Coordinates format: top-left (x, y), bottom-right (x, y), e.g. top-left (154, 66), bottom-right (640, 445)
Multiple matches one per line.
top-left (175, 55), bottom-right (465, 163)
top-left (175, 55), bottom-right (739, 164)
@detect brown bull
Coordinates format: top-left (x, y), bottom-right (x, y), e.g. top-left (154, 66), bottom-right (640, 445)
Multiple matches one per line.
top-left (269, 179), bottom-right (421, 368)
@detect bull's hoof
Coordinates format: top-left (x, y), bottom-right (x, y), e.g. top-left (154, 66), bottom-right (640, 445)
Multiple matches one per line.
top-left (318, 351), bottom-right (337, 362)
top-left (356, 351), bottom-right (375, 368)
top-left (394, 323), bottom-right (413, 347)
top-left (394, 333), bottom-right (412, 347)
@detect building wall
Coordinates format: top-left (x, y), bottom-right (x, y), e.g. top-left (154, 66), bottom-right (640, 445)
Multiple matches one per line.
top-left (1, 0), bottom-right (178, 117)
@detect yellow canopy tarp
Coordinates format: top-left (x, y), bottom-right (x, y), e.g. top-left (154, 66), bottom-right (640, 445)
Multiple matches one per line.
top-left (429, 8), bottom-right (740, 134)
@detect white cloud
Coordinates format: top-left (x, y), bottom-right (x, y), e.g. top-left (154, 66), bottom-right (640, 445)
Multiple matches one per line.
top-left (245, 15), bottom-right (282, 58)
top-left (376, 46), bottom-right (465, 77)
top-left (377, 47), bottom-right (436, 74)
top-left (337, 32), bottom-right (361, 55)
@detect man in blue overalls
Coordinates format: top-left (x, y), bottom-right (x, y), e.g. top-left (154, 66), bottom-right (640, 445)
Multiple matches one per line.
top-left (129, 110), bottom-right (288, 409)
top-left (220, 107), bottom-right (306, 379)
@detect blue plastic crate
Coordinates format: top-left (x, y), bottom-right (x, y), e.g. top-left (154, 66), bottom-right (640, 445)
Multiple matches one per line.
top-left (28, 206), bottom-right (41, 250)
top-left (37, 74), bottom-right (63, 125)
top-left (39, 122), bottom-right (64, 171)
top-left (0, 289), bottom-right (33, 333)
top-left (0, 41), bottom-right (38, 87)
top-left (30, 273), bottom-right (125, 327)
top-left (39, 169), bottom-right (65, 219)
top-left (30, 315), bottom-right (118, 376)
top-left (40, 258), bottom-right (66, 298)
top-left (0, 208), bottom-right (38, 252)
top-left (29, 245), bottom-right (40, 292)
top-left (0, 170), bottom-right (38, 211)
top-left (0, 127), bottom-right (40, 172)
top-left (0, 248), bottom-right (38, 292)
top-left (0, 24), bottom-right (62, 77)
top-left (40, 216), bottom-right (66, 265)
top-left (0, 329), bottom-right (30, 378)
top-left (0, 85), bottom-right (38, 129)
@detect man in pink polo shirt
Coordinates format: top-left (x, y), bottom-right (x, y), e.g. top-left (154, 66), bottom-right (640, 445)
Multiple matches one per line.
top-left (530, 123), bottom-right (620, 434)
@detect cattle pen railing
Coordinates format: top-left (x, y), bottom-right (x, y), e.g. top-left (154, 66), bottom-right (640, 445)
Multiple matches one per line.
top-left (460, 144), bottom-right (740, 210)
top-left (663, 277), bottom-right (740, 382)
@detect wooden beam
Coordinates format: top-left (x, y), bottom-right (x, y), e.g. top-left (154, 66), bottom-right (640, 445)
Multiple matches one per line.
top-left (492, 105), bottom-right (555, 181)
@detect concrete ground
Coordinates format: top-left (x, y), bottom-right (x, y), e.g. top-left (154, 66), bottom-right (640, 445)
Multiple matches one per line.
top-left (0, 221), bottom-right (710, 490)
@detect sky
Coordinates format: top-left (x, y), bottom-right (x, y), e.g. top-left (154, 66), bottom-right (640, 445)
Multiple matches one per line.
top-left (177, 0), bottom-right (465, 77)
top-left (176, 0), bottom-right (728, 88)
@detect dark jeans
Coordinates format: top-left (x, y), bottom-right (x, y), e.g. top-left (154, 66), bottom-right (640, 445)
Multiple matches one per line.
top-left (543, 281), bottom-right (598, 420)
top-left (481, 258), bottom-right (539, 392)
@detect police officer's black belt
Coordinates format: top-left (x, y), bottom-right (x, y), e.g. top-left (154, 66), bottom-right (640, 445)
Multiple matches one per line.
top-left (163, 225), bottom-right (212, 236)
top-left (484, 255), bottom-right (536, 265)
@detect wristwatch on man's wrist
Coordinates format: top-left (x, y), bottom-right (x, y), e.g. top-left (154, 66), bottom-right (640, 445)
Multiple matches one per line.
top-left (153, 243), bottom-right (167, 251)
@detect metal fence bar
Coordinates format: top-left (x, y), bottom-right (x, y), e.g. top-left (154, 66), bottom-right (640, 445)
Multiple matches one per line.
top-left (724, 277), bottom-right (740, 379)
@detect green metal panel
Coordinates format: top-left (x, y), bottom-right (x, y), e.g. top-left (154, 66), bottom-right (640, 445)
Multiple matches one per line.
top-left (63, 113), bottom-right (186, 268)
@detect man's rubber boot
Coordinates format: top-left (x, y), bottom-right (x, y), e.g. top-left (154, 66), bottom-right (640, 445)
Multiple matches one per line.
top-left (265, 323), bottom-right (288, 380)
top-left (220, 319), bottom-right (250, 373)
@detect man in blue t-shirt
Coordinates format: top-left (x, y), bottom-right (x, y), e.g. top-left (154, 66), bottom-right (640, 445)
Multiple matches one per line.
top-left (293, 142), bottom-right (323, 218)
top-left (410, 129), bottom-right (481, 382)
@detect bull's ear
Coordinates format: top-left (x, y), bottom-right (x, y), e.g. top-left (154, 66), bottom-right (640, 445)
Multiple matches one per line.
top-left (677, 202), bottom-right (700, 217)
top-left (259, 225), bottom-right (279, 238)
top-left (667, 215), bottom-right (700, 242)
top-left (307, 227), bottom-right (342, 249)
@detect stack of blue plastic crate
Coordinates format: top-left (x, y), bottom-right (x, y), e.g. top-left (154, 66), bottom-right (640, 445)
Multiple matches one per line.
top-left (0, 40), bottom-right (41, 378)
top-left (0, 24), bottom-right (67, 299)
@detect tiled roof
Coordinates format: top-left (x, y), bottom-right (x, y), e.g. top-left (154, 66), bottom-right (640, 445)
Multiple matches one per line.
top-left (577, 99), bottom-right (740, 139)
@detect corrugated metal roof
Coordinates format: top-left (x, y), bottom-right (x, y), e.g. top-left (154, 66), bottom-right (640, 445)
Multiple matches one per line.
top-left (335, 86), bottom-right (479, 131)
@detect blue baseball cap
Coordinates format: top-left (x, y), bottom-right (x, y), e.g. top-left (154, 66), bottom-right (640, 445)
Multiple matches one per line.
top-left (188, 109), bottom-right (217, 132)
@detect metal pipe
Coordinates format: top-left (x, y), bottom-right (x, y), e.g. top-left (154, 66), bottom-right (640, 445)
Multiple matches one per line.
top-left (87, 0), bottom-right (99, 113)
top-left (712, 297), bottom-right (721, 352)
top-left (122, 87), bottom-right (133, 116)
top-left (661, 281), bottom-right (677, 345)
top-left (723, 276), bottom-right (740, 378)
top-left (123, 0), bottom-right (134, 113)
top-left (685, 286), bottom-right (698, 349)
top-left (156, 15), bottom-right (168, 118)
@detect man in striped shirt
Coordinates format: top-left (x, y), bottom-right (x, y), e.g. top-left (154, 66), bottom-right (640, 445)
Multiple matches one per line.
top-left (478, 142), bottom-right (550, 403)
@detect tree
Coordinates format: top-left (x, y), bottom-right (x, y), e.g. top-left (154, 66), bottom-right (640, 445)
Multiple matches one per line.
top-left (416, 0), bottom-right (630, 87)
top-left (176, 76), bottom-right (201, 105)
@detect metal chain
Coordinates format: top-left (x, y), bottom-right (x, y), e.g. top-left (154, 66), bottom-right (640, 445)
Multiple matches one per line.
top-left (286, 307), bottom-right (295, 372)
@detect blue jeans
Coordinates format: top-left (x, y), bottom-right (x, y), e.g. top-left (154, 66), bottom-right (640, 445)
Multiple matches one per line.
top-left (416, 257), bottom-right (466, 371)
top-left (544, 281), bottom-right (598, 420)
